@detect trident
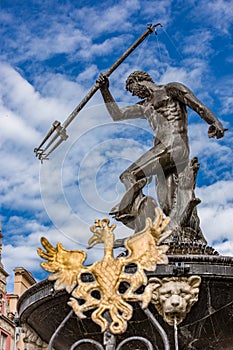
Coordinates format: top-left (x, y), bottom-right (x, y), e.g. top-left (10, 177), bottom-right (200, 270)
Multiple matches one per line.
top-left (34, 23), bottom-right (162, 161)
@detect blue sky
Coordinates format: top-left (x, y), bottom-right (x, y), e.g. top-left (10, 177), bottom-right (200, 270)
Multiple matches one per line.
top-left (1, 0), bottom-right (233, 291)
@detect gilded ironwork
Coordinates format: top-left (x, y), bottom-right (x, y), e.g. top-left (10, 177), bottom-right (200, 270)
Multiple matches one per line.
top-left (149, 276), bottom-right (201, 326)
top-left (38, 208), bottom-right (171, 334)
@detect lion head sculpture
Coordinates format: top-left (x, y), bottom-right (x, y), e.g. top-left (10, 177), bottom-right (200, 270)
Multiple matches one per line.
top-left (149, 276), bottom-right (201, 326)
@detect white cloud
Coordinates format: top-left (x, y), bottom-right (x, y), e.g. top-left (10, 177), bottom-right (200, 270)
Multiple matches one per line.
top-left (214, 240), bottom-right (233, 256)
top-left (195, 180), bottom-right (233, 253)
top-left (213, 76), bottom-right (233, 115)
top-left (0, 63), bottom-right (70, 131)
top-left (77, 35), bottom-right (134, 60)
top-left (195, 0), bottom-right (233, 34)
top-left (28, 28), bottom-right (89, 60)
top-left (140, 0), bottom-right (172, 23)
top-left (0, 110), bottom-right (39, 147)
top-left (182, 30), bottom-right (214, 57)
top-left (197, 181), bottom-right (233, 206)
top-left (77, 64), bottom-right (99, 83)
top-left (72, 0), bottom-right (141, 37)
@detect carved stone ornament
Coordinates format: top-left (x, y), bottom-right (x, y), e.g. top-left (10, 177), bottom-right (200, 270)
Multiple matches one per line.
top-left (149, 276), bottom-right (201, 326)
top-left (22, 323), bottom-right (48, 349)
top-left (38, 208), bottom-right (171, 335)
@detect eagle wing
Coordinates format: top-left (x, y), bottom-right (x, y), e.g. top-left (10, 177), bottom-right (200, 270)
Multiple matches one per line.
top-left (38, 237), bottom-right (87, 293)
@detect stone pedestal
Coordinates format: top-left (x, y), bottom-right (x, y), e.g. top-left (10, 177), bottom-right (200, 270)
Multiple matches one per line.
top-left (18, 255), bottom-right (233, 350)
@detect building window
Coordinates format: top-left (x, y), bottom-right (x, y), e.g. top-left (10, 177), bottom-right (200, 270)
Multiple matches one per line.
top-left (0, 332), bottom-right (9, 350)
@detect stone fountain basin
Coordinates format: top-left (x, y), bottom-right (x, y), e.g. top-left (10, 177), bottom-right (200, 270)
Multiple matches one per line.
top-left (18, 255), bottom-right (233, 350)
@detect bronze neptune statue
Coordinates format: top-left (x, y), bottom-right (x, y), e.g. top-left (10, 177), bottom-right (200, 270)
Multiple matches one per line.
top-left (97, 71), bottom-right (226, 243)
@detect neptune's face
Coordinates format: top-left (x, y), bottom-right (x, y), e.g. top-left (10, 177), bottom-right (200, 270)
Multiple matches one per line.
top-left (126, 79), bottom-right (151, 99)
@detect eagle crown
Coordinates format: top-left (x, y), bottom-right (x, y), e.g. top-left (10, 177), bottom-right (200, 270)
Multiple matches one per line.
top-left (87, 218), bottom-right (116, 251)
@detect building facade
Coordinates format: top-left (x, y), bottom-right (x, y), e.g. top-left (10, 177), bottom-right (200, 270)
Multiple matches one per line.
top-left (0, 229), bottom-right (37, 350)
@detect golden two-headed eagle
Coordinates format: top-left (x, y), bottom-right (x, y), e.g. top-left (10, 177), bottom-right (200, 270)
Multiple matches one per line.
top-left (38, 208), bottom-right (170, 334)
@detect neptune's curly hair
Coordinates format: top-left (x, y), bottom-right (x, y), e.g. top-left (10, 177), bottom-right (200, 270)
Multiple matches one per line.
top-left (126, 71), bottom-right (154, 91)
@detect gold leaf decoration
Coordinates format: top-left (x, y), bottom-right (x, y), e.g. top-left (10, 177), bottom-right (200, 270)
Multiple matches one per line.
top-left (38, 207), bottom-right (170, 334)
